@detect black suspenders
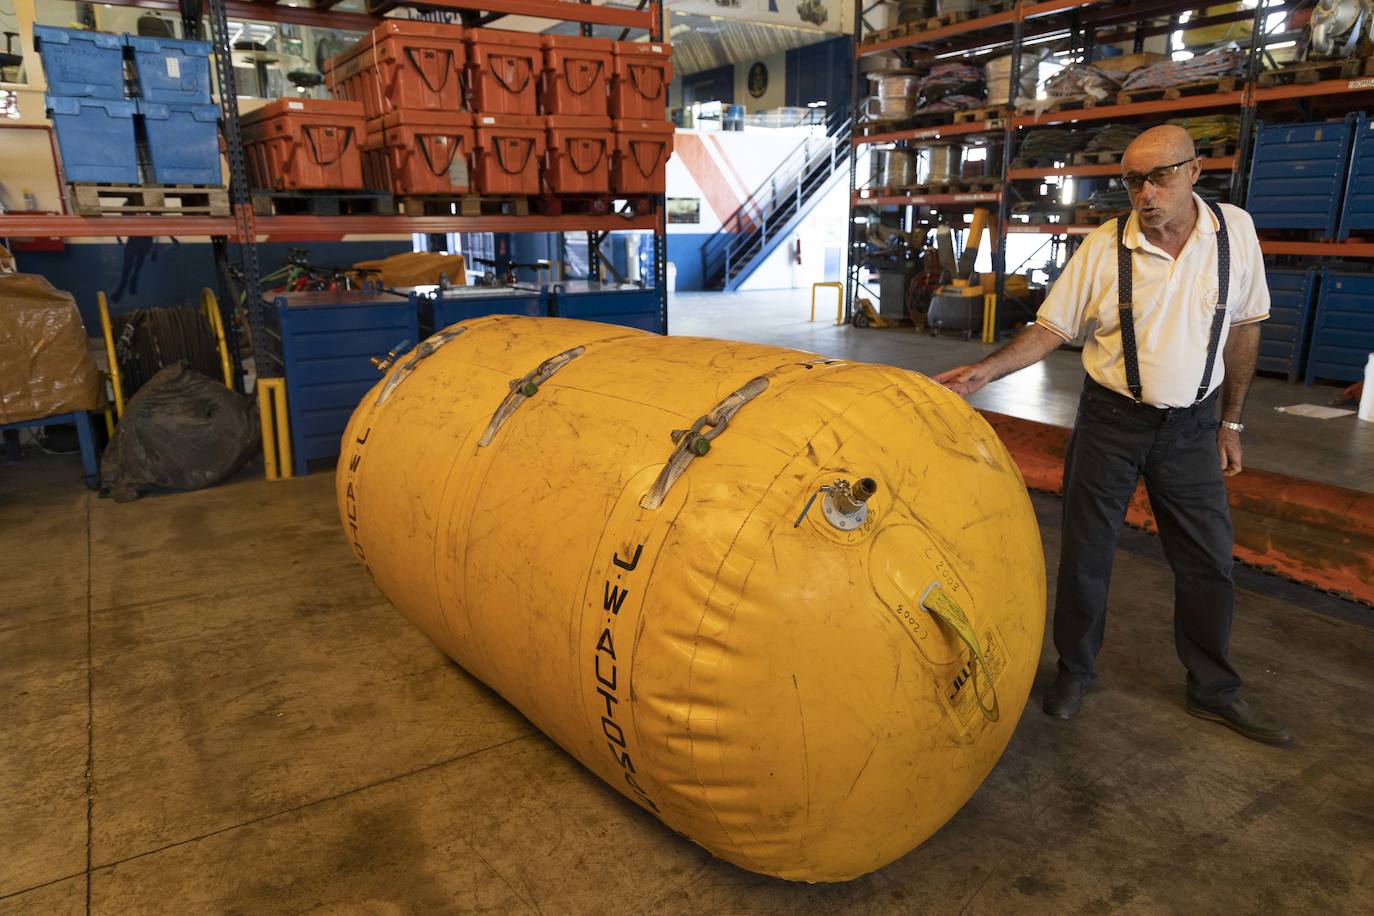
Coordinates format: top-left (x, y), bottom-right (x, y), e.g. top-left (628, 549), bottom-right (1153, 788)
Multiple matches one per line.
top-left (1116, 200), bottom-right (1230, 405)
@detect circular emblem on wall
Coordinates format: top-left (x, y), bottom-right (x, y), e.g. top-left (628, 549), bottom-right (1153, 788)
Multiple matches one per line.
top-left (748, 62), bottom-right (769, 99)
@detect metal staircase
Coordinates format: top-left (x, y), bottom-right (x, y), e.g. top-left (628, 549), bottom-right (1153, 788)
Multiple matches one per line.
top-left (700, 109), bottom-right (853, 291)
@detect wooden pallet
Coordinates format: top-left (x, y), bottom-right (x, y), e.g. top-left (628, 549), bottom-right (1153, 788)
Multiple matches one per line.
top-left (1022, 94), bottom-right (1108, 115)
top-left (953, 105), bottom-right (1008, 125)
top-left (69, 183), bottom-right (229, 217)
top-left (865, 22), bottom-right (915, 44)
top-left (533, 195), bottom-right (654, 217)
top-left (1115, 76), bottom-right (1239, 105)
top-left (1070, 142), bottom-right (1237, 166)
top-left (251, 189), bottom-right (393, 217)
top-left (1256, 56), bottom-right (1374, 87)
top-left (869, 178), bottom-right (1001, 197)
top-left (920, 8), bottom-right (974, 30)
top-left (1075, 206), bottom-right (1131, 225)
top-left (397, 194), bottom-right (529, 217)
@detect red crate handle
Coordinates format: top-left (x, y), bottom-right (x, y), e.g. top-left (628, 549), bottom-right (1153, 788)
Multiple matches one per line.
top-left (562, 59), bottom-right (605, 95)
top-left (304, 125), bottom-right (355, 167)
top-left (494, 136), bottom-right (535, 174)
top-left (627, 64), bottom-right (664, 101)
top-left (416, 132), bottom-right (464, 177)
top-left (567, 138), bottom-right (606, 174)
top-left (492, 54), bottom-right (533, 95)
top-left (403, 47), bottom-right (456, 94)
top-left (629, 139), bottom-right (665, 177)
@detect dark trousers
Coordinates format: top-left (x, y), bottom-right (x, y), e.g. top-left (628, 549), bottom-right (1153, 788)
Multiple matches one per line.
top-left (1054, 378), bottom-right (1243, 706)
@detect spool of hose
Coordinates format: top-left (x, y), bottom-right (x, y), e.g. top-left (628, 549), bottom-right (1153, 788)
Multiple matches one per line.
top-left (338, 316), bottom-right (1045, 882)
top-left (109, 304), bottom-right (223, 401)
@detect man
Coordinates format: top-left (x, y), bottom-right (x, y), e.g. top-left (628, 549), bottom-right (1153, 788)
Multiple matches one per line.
top-left (934, 125), bottom-right (1291, 745)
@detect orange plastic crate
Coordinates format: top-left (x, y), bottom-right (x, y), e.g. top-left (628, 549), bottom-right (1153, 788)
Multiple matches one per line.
top-left (610, 41), bottom-right (671, 120)
top-left (326, 21), bottom-right (466, 120)
top-left (611, 119), bottom-right (674, 195)
top-left (467, 29), bottom-right (542, 116)
top-left (364, 110), bottom-right (475, 196)
top-left (545, 115), bottom-right (611, 194)
top-left (240, 99), bottom-right (366, 191)
top-left (472, 114), bottom-right (547, 195)
top-left (541, 35), bottom-right (612, 117)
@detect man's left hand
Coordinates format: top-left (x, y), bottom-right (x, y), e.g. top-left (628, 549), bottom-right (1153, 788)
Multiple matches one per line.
top-left (1218, 428), bottom-right (1243, 478)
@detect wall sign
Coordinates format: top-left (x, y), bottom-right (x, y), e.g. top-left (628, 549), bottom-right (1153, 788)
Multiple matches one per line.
top-left (747, 62), bottom-right (768, 99)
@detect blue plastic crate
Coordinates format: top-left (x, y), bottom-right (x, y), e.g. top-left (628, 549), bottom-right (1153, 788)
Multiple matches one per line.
top-left (124, 35), bottom-right (213, 104)
top-left (137, 101), bottom-right (221, 184)
top-left (1338, 115), bottom-right (1374, 240)
top-left (1258, 267), bottom-right (1317, 383)
top-left (1305, 268), bottom-right (1374, 385)
top-left (46, 95), bottom-right (138, 183)
top-left (1246, 115), bottom-right (1358, 238)
top-left (418, 286), bottom-right (548, 334)
top-left (550, 282), bottom-right (665, 334)
top-left (33, 26), bottom-right (126, 99)
top-left (270, 291), bottom-right (418, 476)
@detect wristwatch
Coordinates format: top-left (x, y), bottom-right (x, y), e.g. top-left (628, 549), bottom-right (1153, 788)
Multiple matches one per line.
top-left (1220, 420), bottom-right (1244, 433)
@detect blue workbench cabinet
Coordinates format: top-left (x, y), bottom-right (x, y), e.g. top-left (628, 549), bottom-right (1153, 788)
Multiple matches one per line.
top-left (268, 290), bottom-right (417, 476)
top-left (549, 282), bottom-right (665, 334)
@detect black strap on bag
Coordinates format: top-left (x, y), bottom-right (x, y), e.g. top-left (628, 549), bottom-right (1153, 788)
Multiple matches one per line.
top-left (1115, 200), bottom-right (1230, 405)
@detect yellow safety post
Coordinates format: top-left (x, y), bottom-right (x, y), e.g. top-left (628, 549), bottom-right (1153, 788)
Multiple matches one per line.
top-left (810, 281), bottom-right (844, 325)
top-left (97, 291), bottom-right (126, 419)
top-left (201, 288), bottom-right (235, 389)
top-left (256, 378), bottom-right (293, 481)
top-left (982, 293), bottom-right (998, 344)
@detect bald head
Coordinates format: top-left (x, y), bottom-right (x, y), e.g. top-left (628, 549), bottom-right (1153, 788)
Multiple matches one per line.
top-left (1121, 124), bottom-right (1200, 233)
top-left (1122, 125), bottom-right (1196, 173)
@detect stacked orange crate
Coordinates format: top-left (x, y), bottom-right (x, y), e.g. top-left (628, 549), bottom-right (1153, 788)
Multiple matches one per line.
top-left (609, 42), bottom-right (674, 197)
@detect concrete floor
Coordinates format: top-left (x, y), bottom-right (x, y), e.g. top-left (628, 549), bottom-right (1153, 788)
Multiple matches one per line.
top-left (2, 296), bottom-right (1372, 914)
top-left (668, 290), bottom-right (1374, 494)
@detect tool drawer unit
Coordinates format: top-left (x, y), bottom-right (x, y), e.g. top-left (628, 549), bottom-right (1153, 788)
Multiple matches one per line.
top-left (1247, 116), bottom-right (1358, 237)
top-left (417, 286), bottom-right (549, 334)
top-left (1259, 267), bottom-right (1318, 383)
top-left (1305, 268), bottom-right (1374, 385)
top-left (268, 290), bottom-right (417, 475)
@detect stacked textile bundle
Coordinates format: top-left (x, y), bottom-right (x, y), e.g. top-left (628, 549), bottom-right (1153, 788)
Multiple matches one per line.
top-left (1044, 64), bottom-right (1126, 103)
top-left (1167, 114), bottom-right (1242, 147)
top-left (1084, 123), bottom-right (1144, 155)
top-left (916, 63), bottom-right (985, 113)
top-left (1018, 128), bottom-right (1087, 162)
top-left (1120, 48), bottom-right (1247, 91)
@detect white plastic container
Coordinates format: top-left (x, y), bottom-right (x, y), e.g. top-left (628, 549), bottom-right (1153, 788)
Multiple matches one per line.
top-left (1359, 353), bottom-right (1374, 423)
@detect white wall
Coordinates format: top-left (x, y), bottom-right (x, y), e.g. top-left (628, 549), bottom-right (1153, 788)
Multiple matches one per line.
top-left (738, 171), bottom-right (849, 291)
top-left (732, 51), bottom-right (787, 112)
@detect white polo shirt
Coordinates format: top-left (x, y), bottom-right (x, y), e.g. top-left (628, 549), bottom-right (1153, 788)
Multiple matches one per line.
top-left (1036, 194), bottom-right (1270, 408)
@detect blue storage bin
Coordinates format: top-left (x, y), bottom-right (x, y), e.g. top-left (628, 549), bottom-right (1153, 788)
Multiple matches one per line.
top-left (33, 26), bottom-right (126, 99)
top-left (1246, 115), bottom-right (1358, 238)
top-left (550, 282), bottom-right (664, 334)
top-left (1338, 115), bottom-right (1374, 240)
top-left (1305, 268), bottom-right (1374, 385)
top-left (417, 286), bottom-right (548, 334)
top-left (269, 291), bottom-right (418, 476)
top-left (137, 101), bottom-right (221, 184)
top-left (1258, 267), bottom-right (1317, 383)
top-left (125, 35), bottom-right (213, 103)
top-left (46, 95), bottom-right (138, 183)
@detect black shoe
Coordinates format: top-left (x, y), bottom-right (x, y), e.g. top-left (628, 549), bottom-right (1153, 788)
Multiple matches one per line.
top-left (1185, 698), bottom-right (1294, 746)
top-left (1043, 671), bottom-right (1088, 720)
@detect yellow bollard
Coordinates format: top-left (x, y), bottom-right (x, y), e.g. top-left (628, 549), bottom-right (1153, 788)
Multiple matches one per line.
top-left (809, 281), bottom-right (844, 325)
top-left (256, 378), bottom-right (293, 481)
top-left (982, 293), bottom-right (998, 344)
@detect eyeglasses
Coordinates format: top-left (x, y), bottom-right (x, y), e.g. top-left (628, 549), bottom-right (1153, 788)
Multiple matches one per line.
top-left (1122, 157), bottom-right (1196, 193)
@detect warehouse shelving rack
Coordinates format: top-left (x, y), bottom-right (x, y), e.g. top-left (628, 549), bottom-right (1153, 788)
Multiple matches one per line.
top-left (846, 0), bottom-right (1374, 334)
top-left (0, 0), bottom-right (669, 385)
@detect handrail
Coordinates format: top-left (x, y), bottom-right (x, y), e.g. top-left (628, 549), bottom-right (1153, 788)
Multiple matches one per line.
top-left (701, 110), bottom-right (852, 288)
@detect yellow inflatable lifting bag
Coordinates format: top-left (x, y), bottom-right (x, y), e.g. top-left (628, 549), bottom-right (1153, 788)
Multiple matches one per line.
top-left (337, 316), bottom-right (1045, 882)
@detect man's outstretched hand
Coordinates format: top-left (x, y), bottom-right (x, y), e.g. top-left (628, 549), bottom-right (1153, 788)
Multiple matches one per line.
top-left (933, 363), bottom-right (994, 397)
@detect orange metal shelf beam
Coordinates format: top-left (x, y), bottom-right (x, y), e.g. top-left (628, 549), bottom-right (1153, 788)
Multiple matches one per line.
top-left (1006, 223), bottom-right (1100, 235)
top-left (99, 0), bottom-right (656, 31)
top-left (0, 212), bottom-right (657, 240)
top-left (854, 120), bottom-right (1000, 147)
top-left (1012, 91), bottom-right (1247, 128)
top-left (1007, 155), bottom-right (1236, 180)
top-left (1252, 76), bottom-right (1374, 104)
top-left (857, 0), bottom-right (1106, 57)
top-left (853, 190), bottom-right (1002, 207)
top-left (1259, 239), bottom-right (1374, 258)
